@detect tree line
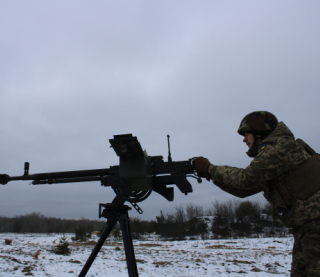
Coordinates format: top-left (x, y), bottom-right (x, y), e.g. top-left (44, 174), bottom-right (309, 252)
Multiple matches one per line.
top-left (0, 200), bottom-right (290, 239)
top-left (0, 212), bottom-right (105, 234)
top-left (129, 200), bottom-right (290, 239)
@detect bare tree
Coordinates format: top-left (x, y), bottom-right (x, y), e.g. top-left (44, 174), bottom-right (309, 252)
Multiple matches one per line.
top-left (185, 203), bottom-right (204, 221)
top-left (174, 204), bottom-right (185, 223)
top-left (211, 199), bottom-right (236, 220)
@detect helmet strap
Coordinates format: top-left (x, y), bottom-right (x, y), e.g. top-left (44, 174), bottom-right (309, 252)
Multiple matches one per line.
top-left (246, 131), bottom-right (260, 158)
top-left (252, 131), bottom-right (259, 148)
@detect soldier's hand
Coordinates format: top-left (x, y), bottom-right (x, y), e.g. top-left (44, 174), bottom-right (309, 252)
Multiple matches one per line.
top-left (0, 174), bottom-right (9, 185)
top-left (193, 157), bottom-right (212, 181)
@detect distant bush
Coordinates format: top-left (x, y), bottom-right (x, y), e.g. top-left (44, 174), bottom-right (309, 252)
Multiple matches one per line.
top-left (53, 236), bottom-right (71, 255)
top-left (72, 226), bottom-right (92, 242)
top-left (185, 217), bottom-right (207, 237)
top-left (130, 217), bottom-right (155, 234)
top-left (4, 239), bottom-right (12, 245)
top-left (112, 228), bottom-right (122, 241)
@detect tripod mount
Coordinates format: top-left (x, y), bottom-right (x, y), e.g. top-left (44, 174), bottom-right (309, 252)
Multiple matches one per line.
top-left (79, 195), bottom-right (139, 277)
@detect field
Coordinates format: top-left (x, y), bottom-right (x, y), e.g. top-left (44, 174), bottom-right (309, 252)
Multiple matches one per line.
top-left (0, 233), bottom-right (293, 276)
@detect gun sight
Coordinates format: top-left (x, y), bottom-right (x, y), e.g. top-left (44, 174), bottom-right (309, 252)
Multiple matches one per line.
top-left (167, 135), bottom-right (172, 162)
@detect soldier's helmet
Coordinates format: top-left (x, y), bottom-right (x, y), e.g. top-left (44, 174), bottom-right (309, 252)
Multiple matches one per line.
top-left (237, 111), bottom-right (278, 136)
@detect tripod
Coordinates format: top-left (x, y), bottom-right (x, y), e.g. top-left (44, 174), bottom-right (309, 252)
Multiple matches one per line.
top-left (78, 195), bottom-right (139, 277)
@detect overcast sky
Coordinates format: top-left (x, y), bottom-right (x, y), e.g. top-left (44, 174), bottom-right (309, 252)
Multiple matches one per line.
top-left (1, 1), bottom-right (320, 221)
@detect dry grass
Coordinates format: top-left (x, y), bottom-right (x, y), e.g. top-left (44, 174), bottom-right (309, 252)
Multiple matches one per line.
top-left (139, 243), bottom-right (163, 247)
top-left (226, 259), bottom-right (255, 264)
top-left (32, 250), bottom-right (40, 260)
top-left (152, 261), bottom-right (173, 266)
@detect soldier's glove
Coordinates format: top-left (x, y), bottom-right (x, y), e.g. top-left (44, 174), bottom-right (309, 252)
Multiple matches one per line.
top-left (193, 157), bottom-right (212, 181)
top-left (0, 174), bottom-right (9, 185)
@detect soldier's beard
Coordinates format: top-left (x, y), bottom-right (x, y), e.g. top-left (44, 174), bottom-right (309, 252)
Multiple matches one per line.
top-left (246, 145), bottom-right (259, 158)
top-left (246, 138), bottom-right (262, 158)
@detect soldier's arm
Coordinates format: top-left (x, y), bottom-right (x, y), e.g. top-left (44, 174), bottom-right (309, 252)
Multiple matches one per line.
top-left (212, 179), bottom-right (263, 198)
top-left (208, 143), bottom-right (287, 190)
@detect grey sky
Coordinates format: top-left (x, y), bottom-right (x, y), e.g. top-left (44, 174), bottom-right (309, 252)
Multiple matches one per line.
top-left (1, 1), bottom-right (320, 220)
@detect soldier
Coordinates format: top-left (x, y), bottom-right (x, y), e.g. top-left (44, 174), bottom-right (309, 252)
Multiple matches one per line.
top-left (194, 111), bottom-right (320, 277)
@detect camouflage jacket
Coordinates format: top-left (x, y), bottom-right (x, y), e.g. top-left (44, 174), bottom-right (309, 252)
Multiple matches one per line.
top-left (209, 121), bottom-right (320, 227)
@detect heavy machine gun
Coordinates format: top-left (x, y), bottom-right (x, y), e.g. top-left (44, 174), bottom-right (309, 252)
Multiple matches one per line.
top-left (1, 134), bottom-right (202, 277)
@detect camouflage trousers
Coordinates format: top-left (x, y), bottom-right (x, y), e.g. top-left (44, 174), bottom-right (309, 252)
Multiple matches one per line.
top-left (291, 220), bottom-right (320, 276)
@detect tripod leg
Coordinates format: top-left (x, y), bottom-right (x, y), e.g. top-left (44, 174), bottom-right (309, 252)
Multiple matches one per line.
top-left (78, 217), bottom-right (117, 277)
top-left (119, 212), bottom-right (139, 277)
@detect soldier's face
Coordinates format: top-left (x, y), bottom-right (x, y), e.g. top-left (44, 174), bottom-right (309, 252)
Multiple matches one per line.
top-left (243, 132), bottom-right (255, 148)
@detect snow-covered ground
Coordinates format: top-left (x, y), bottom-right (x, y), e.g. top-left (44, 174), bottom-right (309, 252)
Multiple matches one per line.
top-left (0, 233), bottom-right (293, 276)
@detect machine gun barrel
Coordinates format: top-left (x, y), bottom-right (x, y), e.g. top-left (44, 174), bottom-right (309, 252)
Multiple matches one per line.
top-left (8, 168), bottom-right (111, 184)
